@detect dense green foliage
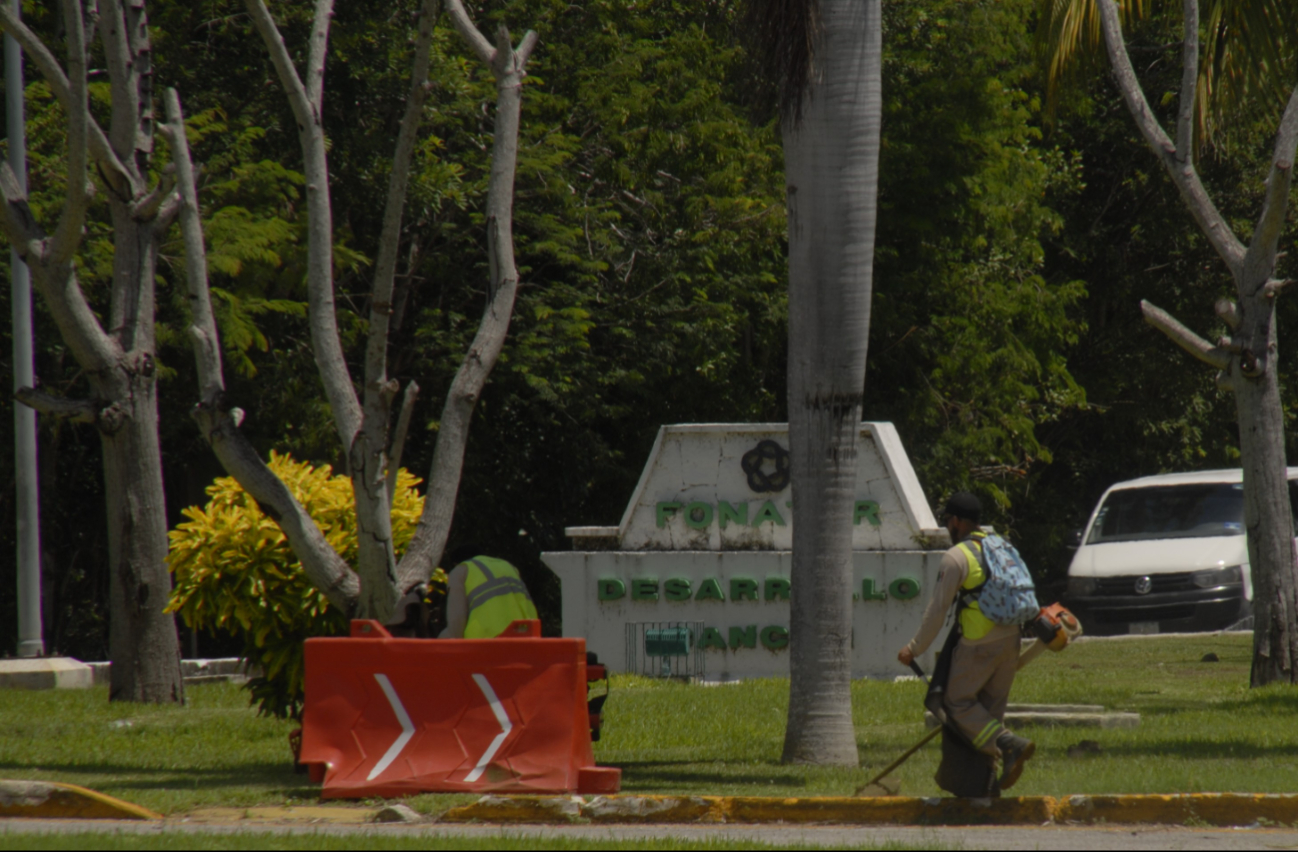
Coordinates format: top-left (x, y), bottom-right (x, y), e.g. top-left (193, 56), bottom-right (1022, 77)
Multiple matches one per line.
top-left (166, 454), bottom-right (426, 718)
top-left (866, 0), bottom-right (1088, 518)
top-left (2, 0), bottom-right (1296, 659)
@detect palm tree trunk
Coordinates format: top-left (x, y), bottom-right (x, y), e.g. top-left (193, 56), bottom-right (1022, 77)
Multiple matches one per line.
top-left (781, 0), bottom-right (881, 766)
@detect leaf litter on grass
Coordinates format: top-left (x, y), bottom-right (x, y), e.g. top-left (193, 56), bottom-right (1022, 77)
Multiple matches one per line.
top-left (0, 830), bottom-right (941, 851)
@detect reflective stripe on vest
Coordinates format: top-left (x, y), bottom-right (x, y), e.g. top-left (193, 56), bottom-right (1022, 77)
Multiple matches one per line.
top-left (955, 536), bottom-right (997, 641)
top-left (462, 557), bottom-right (538, 639)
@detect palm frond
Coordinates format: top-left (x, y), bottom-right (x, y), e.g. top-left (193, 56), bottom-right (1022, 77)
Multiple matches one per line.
top-left (1198, 0), bottom-right (1298, 143)
top-left (742, 0), bottom-right (821, 125)
top-left (1038, 0), bottom-right (1297, 146)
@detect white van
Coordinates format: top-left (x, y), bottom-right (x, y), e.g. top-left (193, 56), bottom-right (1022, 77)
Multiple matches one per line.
top-left (1064, 469), bottom-right (1298, 635)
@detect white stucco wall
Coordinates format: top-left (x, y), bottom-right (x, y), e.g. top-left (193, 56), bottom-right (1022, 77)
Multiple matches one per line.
top-left (543, 550), bottom-right (948, 680)
top-left (564, 423), bottom-right (945, 551)
top-left (541, 422), bottom-right (951, 681)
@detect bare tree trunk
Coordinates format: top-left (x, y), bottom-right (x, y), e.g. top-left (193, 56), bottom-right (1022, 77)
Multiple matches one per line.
top-left (780, 0), bottom-right (881, 766)
top-left (0, 0), bottom-right (183, 703)
top-left (99, 344), bottom-right (181, 703)
top-left (1235, 358), bottom-right (1298, 684)
top-left (1098, 0), bottom-right (1298, 684)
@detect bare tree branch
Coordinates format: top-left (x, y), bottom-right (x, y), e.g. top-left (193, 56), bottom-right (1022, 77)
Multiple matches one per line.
top-left (126, 0), bottom-right (154, 159)
top-left (1097, 0), bottom-right (1245, 274)
top-left (443, 0), bottom-right (494, 65)
top-left (1241, 82), bottom-right (1298, 294)
top-left (1141, 299), bottom-right (1231, 370)
top-left (163, 89), bottom-right (225, 406)
top-left (0, 163), bottom-right (120, 374)
top-left (155, 192), bottom-right (181, 230)
top-left (14, 387), bottom-right (96, 422)
top-left (48, 0), bottom-right (90, 266)
top-left (196, 409), bottom-right (361, 614)
top-left (130, 169), bottom-right (176, 222)
top-left (1215, 297), bottom-right (1240, 329)
top-left (516, 30), bottom-right (538, 67)
top-left (368, 0), bottom-right (439, 361)
top-left (305, 0), bottom-right (333, 111)
top-left (361, 0), bottom-right (440, 527)
top-left (399, 13), bottom-right (535, 589)
top-left (1175, 0), bottom-right (1197, 161)
top-left (246, 0), bottom-right (362, 444)
top-left (98, 0), bottom-right (139, 162)
top-left (1264, 278), bottom-right (1295, 299)
top-left (386, 380), bottom-right (419, 508)
top-left (0, 1), bottom-right (131, 195)
top-left (82, 0), bottom-right (100, 61)
top-left (244, 0), bottom-right (317, 134)
top-left (0, 163), bottom-right (46, 257)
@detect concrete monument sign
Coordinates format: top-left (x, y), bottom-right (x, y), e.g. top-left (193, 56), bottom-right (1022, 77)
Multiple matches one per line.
top-left (542, 423), bottom-right (952, 681)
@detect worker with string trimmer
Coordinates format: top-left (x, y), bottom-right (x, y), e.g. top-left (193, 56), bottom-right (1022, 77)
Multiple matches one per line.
top-left (895, 491), bottom-right (1078, 798)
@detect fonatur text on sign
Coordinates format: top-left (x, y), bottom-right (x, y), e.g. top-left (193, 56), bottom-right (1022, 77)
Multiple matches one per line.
top-left (541, 423), bottom-right (951, 680)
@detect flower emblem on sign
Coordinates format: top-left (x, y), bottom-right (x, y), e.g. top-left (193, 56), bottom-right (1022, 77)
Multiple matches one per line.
top-left (741, 440), bottom-right (791, 493)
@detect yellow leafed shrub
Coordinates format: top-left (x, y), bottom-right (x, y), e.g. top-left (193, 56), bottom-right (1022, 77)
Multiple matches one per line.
top-left (167, 451), bottom-right (425, 717)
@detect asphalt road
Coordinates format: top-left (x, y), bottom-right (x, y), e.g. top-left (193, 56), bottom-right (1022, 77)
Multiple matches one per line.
top-left (4, 819), bottom-right (1298, 849)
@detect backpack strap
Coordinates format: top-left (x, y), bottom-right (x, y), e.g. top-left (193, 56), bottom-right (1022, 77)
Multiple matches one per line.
top-left (956, 532), bottom-right (988, 611)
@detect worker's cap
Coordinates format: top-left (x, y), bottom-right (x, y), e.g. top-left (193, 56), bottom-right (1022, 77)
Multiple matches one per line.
top-left (940, 491), bottom-right (981, 523)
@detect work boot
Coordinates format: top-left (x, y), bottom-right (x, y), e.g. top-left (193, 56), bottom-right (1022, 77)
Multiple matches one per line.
top-left (996, 730), bottom-right (1035, 791)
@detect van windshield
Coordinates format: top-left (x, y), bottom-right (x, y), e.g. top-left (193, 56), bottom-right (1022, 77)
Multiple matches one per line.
top-left (1086, 483), bottom-right (1244, 544)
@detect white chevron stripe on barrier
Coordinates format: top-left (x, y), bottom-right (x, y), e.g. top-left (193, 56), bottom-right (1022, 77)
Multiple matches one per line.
top-left (367, 674), bottom-right (416, 781)
top-left (466, 673), bottom-right (513, 783)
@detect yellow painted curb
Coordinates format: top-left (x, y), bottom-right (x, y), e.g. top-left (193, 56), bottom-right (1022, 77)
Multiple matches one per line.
top-left (583, 795), bottom-right (723, 824)
top-left (724, 795), bottom-right (1056, 825)
top-left (441, 794), bottom-right (1059, 825)
top-left (440, 795), bottom-right (585, 823)
top-left (0, 780), bottom-right (161, 820)
top-left (440, 793), bottom-right (1298, 826)
top-left (1057, 793), bottom-right (1298, 826)
top-left (186, 806), bottom-right (377, 825)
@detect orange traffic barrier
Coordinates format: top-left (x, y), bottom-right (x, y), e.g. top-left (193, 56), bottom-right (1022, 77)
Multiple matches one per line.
top-left (299, 620), bottom-right (621, 798)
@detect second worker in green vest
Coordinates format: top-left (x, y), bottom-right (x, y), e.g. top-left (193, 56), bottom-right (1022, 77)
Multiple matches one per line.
top-left (439, 550), bottom-right (539, 639)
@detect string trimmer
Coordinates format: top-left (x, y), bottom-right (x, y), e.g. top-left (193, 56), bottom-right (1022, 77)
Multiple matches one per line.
top-left (855, 604), bottom-right (1082, 797)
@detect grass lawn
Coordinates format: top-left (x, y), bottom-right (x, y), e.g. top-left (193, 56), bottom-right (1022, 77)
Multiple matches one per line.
top-left (0, 831), bottom-right (928, 851)
top-left (1, 633), bottom-right (1293, 815)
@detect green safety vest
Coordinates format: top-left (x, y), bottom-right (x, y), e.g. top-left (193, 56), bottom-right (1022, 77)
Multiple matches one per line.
top-left (463, 556), bottom-right (538, 639)
top-left (954, 533), bottom-right (997, 641)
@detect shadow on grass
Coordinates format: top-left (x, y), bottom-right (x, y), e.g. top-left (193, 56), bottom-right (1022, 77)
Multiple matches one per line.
top-left (614, 761), bottom-right (808, 788)
top-left (0, 760), bottom-right (309, 793)
top-left (1117, 690), bottom-right (1298, 718)
top-left (1215, 691), bottom-right (1298, 714)
top-left (1090, 739), bottom-right (1298, 760)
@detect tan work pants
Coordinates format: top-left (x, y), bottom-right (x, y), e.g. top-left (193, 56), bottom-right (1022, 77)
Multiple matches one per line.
top-left (944, 633), bottom-right (1020, 757)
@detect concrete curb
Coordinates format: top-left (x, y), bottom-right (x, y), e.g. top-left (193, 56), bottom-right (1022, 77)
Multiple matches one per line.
top-left (0, 781), bottom-right (162, 820)
top-left (0, 658), bottom-right (94, 690)
top-left (440, 793), bottom-right (1298, 827)
top-left (85, 658), bottom-right (259, 688)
